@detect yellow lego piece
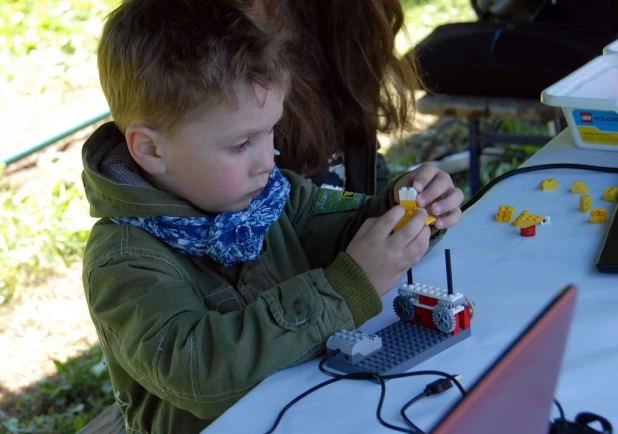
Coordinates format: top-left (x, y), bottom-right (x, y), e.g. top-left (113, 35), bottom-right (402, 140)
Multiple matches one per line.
top-left (539, 178), bottom-right (558, 190)
top-left (579, 194), bottom-right (591, 212)
top-left (394, 188), bottom-right (436, 231)
top-left (603, 186), bottom-right (618, 202)
top-left (494, 205), bottom-right (515, 223)
top-left (571, 180), bottom-right (589, 194)
top-left (590, 208), bottom-right (607, 224)
top-left (511, 210), bottom-right (545, 229)
top-left (394, 203), bottom-right (436, 231)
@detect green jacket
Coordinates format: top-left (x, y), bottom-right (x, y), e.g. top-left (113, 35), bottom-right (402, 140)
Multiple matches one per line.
top-left (81, 122), bottom-right (444, 433)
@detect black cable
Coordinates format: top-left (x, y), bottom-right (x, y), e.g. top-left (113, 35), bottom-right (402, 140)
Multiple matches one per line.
top-left (461, 163), bottom-right (618, 213)
top-left (383, 371), bottom-right (466, 397)
top-left (400, 391), bottom-right (426, 432)
top-left (318, 349), bottom-right (341, 378)
top-left (554, 398), bottom-right (565, 420)
top-left (317, 351), bottom-right (420, 432)
top-left (263, 376), bottom-right (342, 434)
top-left (273, 348), bottom-right (466, 434)
top-left (316, 355), bottom-right (466, 434)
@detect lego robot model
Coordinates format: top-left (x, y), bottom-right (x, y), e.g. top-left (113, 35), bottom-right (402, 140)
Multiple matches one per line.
top-left (393, 278), bottom-right (475, 336)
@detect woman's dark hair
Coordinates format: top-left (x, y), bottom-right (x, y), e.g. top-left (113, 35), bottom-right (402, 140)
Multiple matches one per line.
top-left (258, 0), bottom-right (419, 174)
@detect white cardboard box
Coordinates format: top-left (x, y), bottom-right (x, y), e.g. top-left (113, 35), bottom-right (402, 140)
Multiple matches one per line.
top-left (541, 55), bottom-right (618, 151)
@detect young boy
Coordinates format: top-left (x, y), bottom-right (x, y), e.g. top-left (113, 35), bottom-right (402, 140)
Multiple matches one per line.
top-left (82, 1), bottom-right (464, 432)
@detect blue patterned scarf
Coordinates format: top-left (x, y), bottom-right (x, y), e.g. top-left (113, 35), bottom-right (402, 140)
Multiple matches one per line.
top-left (111, 166), bottom-right (290, 267)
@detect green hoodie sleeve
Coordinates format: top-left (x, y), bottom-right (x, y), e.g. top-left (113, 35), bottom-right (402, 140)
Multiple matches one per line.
top-left (84, 224), bottom-right (361, 426)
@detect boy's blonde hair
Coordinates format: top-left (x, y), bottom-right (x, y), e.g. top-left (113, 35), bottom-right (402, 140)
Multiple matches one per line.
top-left (98, 0), bottom-right (291, 134)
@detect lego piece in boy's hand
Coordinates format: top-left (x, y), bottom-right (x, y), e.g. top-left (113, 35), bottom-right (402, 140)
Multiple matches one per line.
top-left (394, 187), bottom-right (436, 232)
top-left (580, 194), bottom-right (592, 212)
top-left (539, 178), bottom-right (558, 190)
top-left (591, 208), bottom-right (607, 224)
top-left (494, 205), bottom-right (514, 223)
top-left (572, 180), bottom-right (589, 194)
top-left (603, 186), bottom-right (618, 202)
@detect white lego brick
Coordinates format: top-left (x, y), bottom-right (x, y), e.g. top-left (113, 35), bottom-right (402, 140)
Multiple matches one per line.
top-left (326, 330), bottom-right (383, 365)
top-left (399, 186), bottom-right (418, 201)
top-left (399, 283), bottom-right (464, 303)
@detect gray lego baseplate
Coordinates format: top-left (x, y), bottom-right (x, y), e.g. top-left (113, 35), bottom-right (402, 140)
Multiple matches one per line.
top-left (325, 321), bottom-right (471, 376)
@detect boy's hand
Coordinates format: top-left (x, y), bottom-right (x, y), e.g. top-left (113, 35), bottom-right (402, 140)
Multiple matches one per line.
top-left (394, 163), bottom-right (464, 229)
top-left (346, 205), bottom-right (430, 296)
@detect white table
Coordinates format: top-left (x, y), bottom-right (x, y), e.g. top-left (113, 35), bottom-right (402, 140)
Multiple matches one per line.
top-left (205, 130), bottom-right (618, 433)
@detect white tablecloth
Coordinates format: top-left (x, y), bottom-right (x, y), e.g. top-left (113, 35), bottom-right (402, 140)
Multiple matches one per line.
top-left (205, 130), bottom-right (618, 434)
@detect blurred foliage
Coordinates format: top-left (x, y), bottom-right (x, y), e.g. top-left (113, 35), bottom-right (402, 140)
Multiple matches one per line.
top-left (0, 0), bottom-right (117, 96)
top-left (398, 0), bottom-right (475, 50)
top-left (0, 156), bottom-right (92, 305)
top-left (0, 346), bottom-right (114, 434)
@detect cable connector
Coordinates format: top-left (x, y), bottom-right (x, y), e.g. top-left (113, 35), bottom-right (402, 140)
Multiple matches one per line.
top-left (424, 375), bottom-right (462, 396)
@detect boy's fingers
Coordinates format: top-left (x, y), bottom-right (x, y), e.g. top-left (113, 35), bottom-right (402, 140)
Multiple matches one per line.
top-left (371, 205), bottom-right (407, 238)
top-left (354, 217), bottom-right (378, 239)
top-left (435, 208), bottom-right (463, 229)
top-left (403, 225), bottom-right (431, 262)
top-left (390, 207), bottom-right (427, 250)
top-left (410, 163), bottom-right (438, 193)
top-left (428, 187), bottom-right (464, 216)
top-left (416, 171), bottom-right (453, 207)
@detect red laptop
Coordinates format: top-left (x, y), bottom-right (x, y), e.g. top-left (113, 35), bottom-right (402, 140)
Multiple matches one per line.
top-left (432, 285), bottom-right (577, 434)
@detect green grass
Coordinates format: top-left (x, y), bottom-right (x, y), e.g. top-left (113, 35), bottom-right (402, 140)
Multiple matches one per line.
top-left (1, 346), bottom-right (114, 434)
top-left (0, 163), bottom-right (91, 306)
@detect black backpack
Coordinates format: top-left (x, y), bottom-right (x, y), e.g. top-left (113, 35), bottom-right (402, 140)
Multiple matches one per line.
top-left (411, 0), bottom-right (618, 98)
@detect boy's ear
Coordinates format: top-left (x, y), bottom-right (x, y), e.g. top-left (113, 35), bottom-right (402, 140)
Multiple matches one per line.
top-left (125, 124), bottom-right (168, 174)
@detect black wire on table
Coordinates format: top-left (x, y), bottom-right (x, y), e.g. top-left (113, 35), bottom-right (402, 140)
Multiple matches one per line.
top-left (461, 163), bottom-right (618, 213)
top-left (400, 391), bottom-right (426, 432)
top-left (265, 350), bottom-right (467, 434)
top-left (554, 398), bottom-right (565, 420)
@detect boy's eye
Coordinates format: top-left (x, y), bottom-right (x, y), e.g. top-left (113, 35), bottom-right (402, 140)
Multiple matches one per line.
top-left (231, 140), bottom-right (250, 153)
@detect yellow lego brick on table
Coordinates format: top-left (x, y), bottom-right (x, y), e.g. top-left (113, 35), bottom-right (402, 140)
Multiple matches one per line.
top-left (494, 205), bottom-right (514, 223)
top-left (511, 210), bottom-right (545, 229)
top-left (572, 180), bottom-right (589, 194)
top-left (539, 178), bottom-right (557, 190)
top-left (579, 194), bottom-right (591, 212)
top-left (590, 208), bottom-right (607, 224)
top-left (603, 186), bottom-right (618, 202)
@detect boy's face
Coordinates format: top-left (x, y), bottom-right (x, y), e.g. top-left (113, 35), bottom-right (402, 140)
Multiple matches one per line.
top-left (156, 83), bottom-right (284, 213)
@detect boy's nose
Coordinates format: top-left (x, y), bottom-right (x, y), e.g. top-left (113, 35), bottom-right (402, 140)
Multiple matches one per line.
top-left (252, 139), bottom-right (275, 175)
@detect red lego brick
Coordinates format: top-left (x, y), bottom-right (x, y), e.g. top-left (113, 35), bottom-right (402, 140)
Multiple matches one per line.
top-left (425, 297), bottom-right (437, 307)
top-left (520, 226), bottom-right (536, 237)
top-left (419, 295), bottom-right (437, 306)
top-left (420, 309), bottom-right (433, 329)
top-left (460, 306), bottom-right (471, 330)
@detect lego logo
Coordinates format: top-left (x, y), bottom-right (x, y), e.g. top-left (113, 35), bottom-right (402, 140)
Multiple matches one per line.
top-left (580, 113), bottom-right (593, 123)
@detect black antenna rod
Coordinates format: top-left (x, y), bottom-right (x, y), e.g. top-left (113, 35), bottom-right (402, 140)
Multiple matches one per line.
top-left (445, 249), bottom-right (454, 295)
top-left (407, 268), bottom-right (413, 285)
